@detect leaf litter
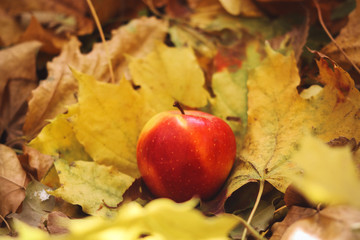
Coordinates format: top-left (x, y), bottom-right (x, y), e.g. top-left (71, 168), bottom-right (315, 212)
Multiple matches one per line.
top-left (1, 0), bottom-right (360, 239)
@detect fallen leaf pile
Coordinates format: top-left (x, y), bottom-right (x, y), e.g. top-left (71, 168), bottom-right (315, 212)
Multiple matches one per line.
top-left (1, 0), bottom-right (360, 239)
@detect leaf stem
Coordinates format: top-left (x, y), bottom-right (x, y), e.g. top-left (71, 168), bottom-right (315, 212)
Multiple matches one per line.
top-left (86, 0), bottom-right (115, 83)
top-left (241, 180), bottom-right (265, 240)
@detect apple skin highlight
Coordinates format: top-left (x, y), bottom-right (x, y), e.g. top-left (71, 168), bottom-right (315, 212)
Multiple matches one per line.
top-left (136, 110), bottom-right (236, 202)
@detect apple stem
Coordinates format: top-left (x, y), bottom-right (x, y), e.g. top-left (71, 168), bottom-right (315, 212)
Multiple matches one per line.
top-left (173, 101), bottom-right (185, 115)
top-left (226, 116), bottom-right (242, 123)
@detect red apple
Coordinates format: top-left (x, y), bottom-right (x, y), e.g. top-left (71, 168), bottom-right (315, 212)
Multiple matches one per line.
top-left (136, 107), bottom-right (236, 202)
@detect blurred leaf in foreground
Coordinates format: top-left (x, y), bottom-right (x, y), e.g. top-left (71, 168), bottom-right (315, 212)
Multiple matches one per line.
top-left (6, 198), bottom-right (238, 240)
top-left (51, 159), bottom-right (134, 217)
top-left (291, 134), bottom-right (360, 208)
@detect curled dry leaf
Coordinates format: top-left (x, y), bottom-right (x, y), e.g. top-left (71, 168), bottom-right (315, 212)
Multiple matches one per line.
top-left (0, 41), bottom-right (41, 146)
top-left (18, 146), bottom-right (54, 181)
top-left (23, 17), bottom-right (168, 140)
top-left (0, 144), bottom-right (29, 221)
top-left (42, 211), bottom-right (69, 235)
top-left (270, 206), bottom-right (316, 240)
top-left (284, 185), bottom-right (311, 208)
top-left (279, 206), bottom-right (360, 240)
top-left (18, 16), bottom-right (68, 54)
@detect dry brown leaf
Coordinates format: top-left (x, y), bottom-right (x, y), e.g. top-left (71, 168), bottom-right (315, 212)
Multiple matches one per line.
top-left (18, 146), bottom-right (53, 181)
top-left (219, 0), bottom-right (262, 16)
top-left (0, 41), bottom-right (41, 146)
top-left (270, 206), bottom-right (316, 240)
top-left (18, 16), bottom-right (68, 54)
top-left (0, 0), bottom-right (93, 35)
top-left (322, 0), bottom-right (360, 71)
top-left (0, 8), bottom-right (23, 46)
top-left (269, 12), bottom-right (310, 61)
top-left (92, 0), bottom-right (146, 23)
top-left (143, 0), bottom-right (191, 18)
top-left (23, 17), bottom-right (168, 139)
top-left (0, 144), bottom-right (29, 221)
top-left (280, 206), bottom-right (360, 240)
top-left (42, 211), bottom-right (69, 234)
top-left (283, 185), bottom-right (311, 208)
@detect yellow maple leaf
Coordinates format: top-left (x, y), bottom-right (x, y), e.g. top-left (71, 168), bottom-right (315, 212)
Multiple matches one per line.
top-left (226, 44), bottom-right (360, 197)
top-left (129, 42), bottom-right (209, 108)
top-left (29, 106), bottom-right (91, 163)
top-left (70, 70), bottom-right (149, 178)
top-left (291, 135), bottom-right (360, 208)
top-left (51, 159), bottom-right (134, 217)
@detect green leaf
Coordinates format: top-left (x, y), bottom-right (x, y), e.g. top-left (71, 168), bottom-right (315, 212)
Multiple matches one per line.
top-left (211, 41), bottom-right (262, 150)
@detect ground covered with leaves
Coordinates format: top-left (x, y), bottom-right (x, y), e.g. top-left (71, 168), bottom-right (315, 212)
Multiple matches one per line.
top-left (1, 0), bottom-right (360, 239)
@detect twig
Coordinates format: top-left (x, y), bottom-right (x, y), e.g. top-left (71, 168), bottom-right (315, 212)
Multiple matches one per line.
top-left (313, 0), bottom-right (360, 75)
top-left (274, 205), bottom-right (287, 214)
top-left (241, 180), bottom-right (265, 240)
top-left (0, 214), bottom-right (12, 234)
top-left (86, 0), bottom-right (115, 83)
